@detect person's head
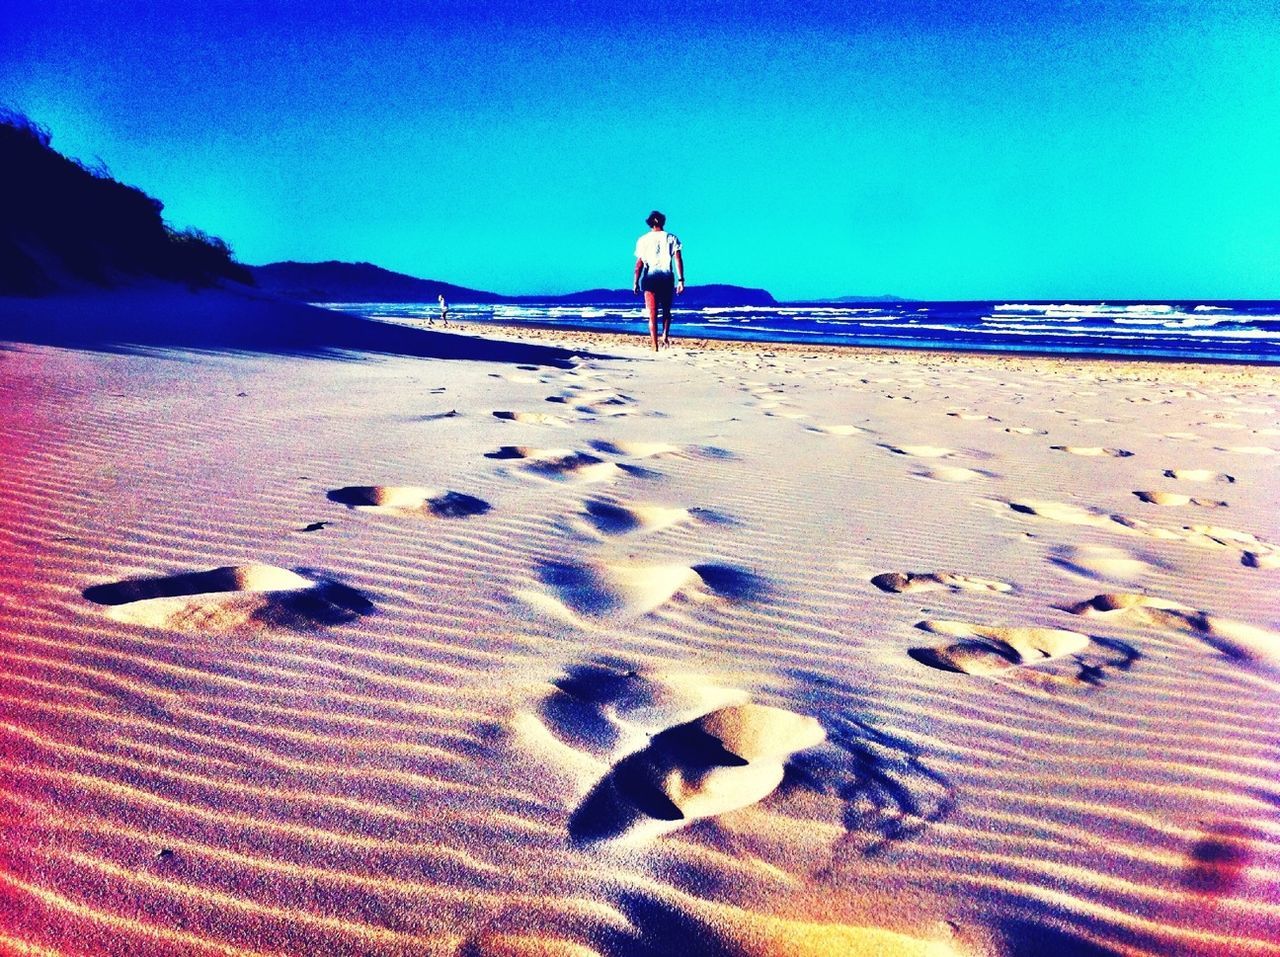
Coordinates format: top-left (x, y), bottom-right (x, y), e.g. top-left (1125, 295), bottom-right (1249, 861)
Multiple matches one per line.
top-left (646, 210), bottom-right (666, 230)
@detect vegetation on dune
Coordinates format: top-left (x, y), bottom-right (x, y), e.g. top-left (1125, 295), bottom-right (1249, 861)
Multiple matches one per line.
top-left (0, 109), bottom-right (253, 294)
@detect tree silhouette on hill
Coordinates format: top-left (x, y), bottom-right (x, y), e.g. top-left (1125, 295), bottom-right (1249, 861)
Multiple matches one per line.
top-left (0, 109), bottom-right (252, 295)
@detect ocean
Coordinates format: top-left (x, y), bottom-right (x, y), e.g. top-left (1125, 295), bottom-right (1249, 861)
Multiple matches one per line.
top-left (319, 300), bottom-right (1280, 364)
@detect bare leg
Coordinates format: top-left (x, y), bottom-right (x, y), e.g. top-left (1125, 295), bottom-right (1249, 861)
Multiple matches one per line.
top-left (661, 303), bottom-right (672, 347)
top-left (645, 291), bottom-right (659, 350)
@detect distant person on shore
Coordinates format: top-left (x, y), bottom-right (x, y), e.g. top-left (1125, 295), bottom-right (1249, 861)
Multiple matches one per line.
top-left (437, 293), bottom-right (448, 326)
top-left (632, 210), bottom-right (685, 350)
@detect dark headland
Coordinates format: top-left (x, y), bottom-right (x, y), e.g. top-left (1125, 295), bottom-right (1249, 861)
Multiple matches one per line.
top-left (249, 260), bottom-right (779, 308)
top-left (0, 111), bottom-right (588, 367)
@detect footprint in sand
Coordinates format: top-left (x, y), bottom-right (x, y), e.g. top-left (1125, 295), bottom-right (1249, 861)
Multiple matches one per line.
top-left (1049, 544), bottom-right (1168, 584)
top-left (1032, 499), bottom-right (1280, 569)
top-left (1182, 525), bottom-right (1280, 569)
top-left (519, 560), bottom-right (767, 625)
top-left (492, 410), bottom-right (571, 427)
top-left (909, 619), bottom-right (1139, 687)
top-left (1064, 594), bottom-right (1280, 668)
top-left (1003, 426), bottom-right (1048, 436)
top-left (871, 572), bottom-right (1012, 594)
top-left (484, 445), bottom-right (545, 460)
top-left (880, 444), bottom-right (956, 458)
top-left (911, 465), bottom-right (994, 483)
top-left (806, 424), bottom-right (869, 436)
top-left (1007, 500), bottom-right (1164, 535)
top-left (1215, 446), bottom-right (1278, 456)
top-left (588, 440), bottom-right (737, 461)
top-left (524, 453), bottom-right (639, 484)
top-left (522, 662), bottom-right (825, 844)
top-left (83, 564), bottom-right (373, 632)
top-left (946, 411), bottom-right (1000, 422)
top-left (908, 621), bottom-right (1091, 675)
top-left (1242, 551), bottom-right (1280, 569)
top-left (1050, 446), bottom-right (1134, 458)
top-left (570, 702), bottom-right (825, 843)
top-left (588, 439), bottom-right (682, 458)
top-left (572, 499), bottom-right (728, 537)
top-left (1133, 491), bottom-right (1227, 508)
top-left (488, 448), bottom-right (643, 485)
top-left (1163, 469), bottom-right (1235, 483)
top-left (546, 388), bottom-right (632, 407)
top-left (557, 364), bottom-right (605, 378)
top-left (327, 486), bottom-right (491, 517)
top-left (533, 662), bottom-right (748, 759)
top-left (547, 390), bottom-right (636, 418)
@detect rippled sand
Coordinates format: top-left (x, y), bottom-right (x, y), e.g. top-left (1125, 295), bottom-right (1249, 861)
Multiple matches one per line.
top-left (2, 317), bottom-right (1278, 956)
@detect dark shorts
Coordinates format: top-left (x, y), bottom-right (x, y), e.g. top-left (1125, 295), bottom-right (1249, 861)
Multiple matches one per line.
top-left (641, 271), bottom-right (675, 307)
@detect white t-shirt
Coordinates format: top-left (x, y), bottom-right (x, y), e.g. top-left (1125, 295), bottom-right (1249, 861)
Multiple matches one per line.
top-left (634, 230), bottom-right (681, 274)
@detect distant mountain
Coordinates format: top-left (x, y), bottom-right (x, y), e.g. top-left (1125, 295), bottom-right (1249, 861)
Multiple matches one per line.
top-left (251, 261), bottom-right (777, 307)
top-left (249, 261), bottom-right (505, 304)
top-left (0, 110), bottom-right (251, 295)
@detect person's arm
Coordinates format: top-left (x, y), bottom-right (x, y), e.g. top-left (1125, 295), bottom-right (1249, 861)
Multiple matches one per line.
top-left (674, 250), bottom-right (685, 293)
top-left (633, 257), bottom-right (645, 294)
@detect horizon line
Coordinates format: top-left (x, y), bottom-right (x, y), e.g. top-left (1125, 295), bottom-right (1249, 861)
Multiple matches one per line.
top-left (249, 261), bottom-right (1278, 304)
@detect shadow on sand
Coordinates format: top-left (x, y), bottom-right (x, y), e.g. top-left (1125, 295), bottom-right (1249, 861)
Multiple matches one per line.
top-left (780, 668), bottom-right (955, 859)
top-left (0, 284), bottom-right (602, 367)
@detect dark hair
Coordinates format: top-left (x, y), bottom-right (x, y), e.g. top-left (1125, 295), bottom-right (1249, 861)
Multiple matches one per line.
top-left (645, 210), bottom-right (666, 228)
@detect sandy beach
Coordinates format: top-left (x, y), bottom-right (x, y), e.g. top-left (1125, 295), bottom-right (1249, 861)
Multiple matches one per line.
top-left (2, 311), bottom-right (1279, 956)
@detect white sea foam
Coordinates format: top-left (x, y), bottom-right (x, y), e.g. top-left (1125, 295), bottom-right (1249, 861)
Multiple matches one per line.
top-left (994, 303), bottom-right (1180, 318)
top-left (1112, 315), bottom-right (1226, 327)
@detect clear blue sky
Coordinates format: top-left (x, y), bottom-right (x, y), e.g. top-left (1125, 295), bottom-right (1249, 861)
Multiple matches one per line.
top-left (3, 0), bottom-right (1278, 299)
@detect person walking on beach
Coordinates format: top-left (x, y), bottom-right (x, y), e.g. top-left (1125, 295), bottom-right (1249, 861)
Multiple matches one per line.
top-left (632, 210), bottom-right (685, 350)
top-left (437, 293), bottom-right (448, 326)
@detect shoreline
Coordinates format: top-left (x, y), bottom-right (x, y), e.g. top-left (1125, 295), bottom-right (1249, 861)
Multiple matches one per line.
top-left (434, 315), bottom-right (1280, 375)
